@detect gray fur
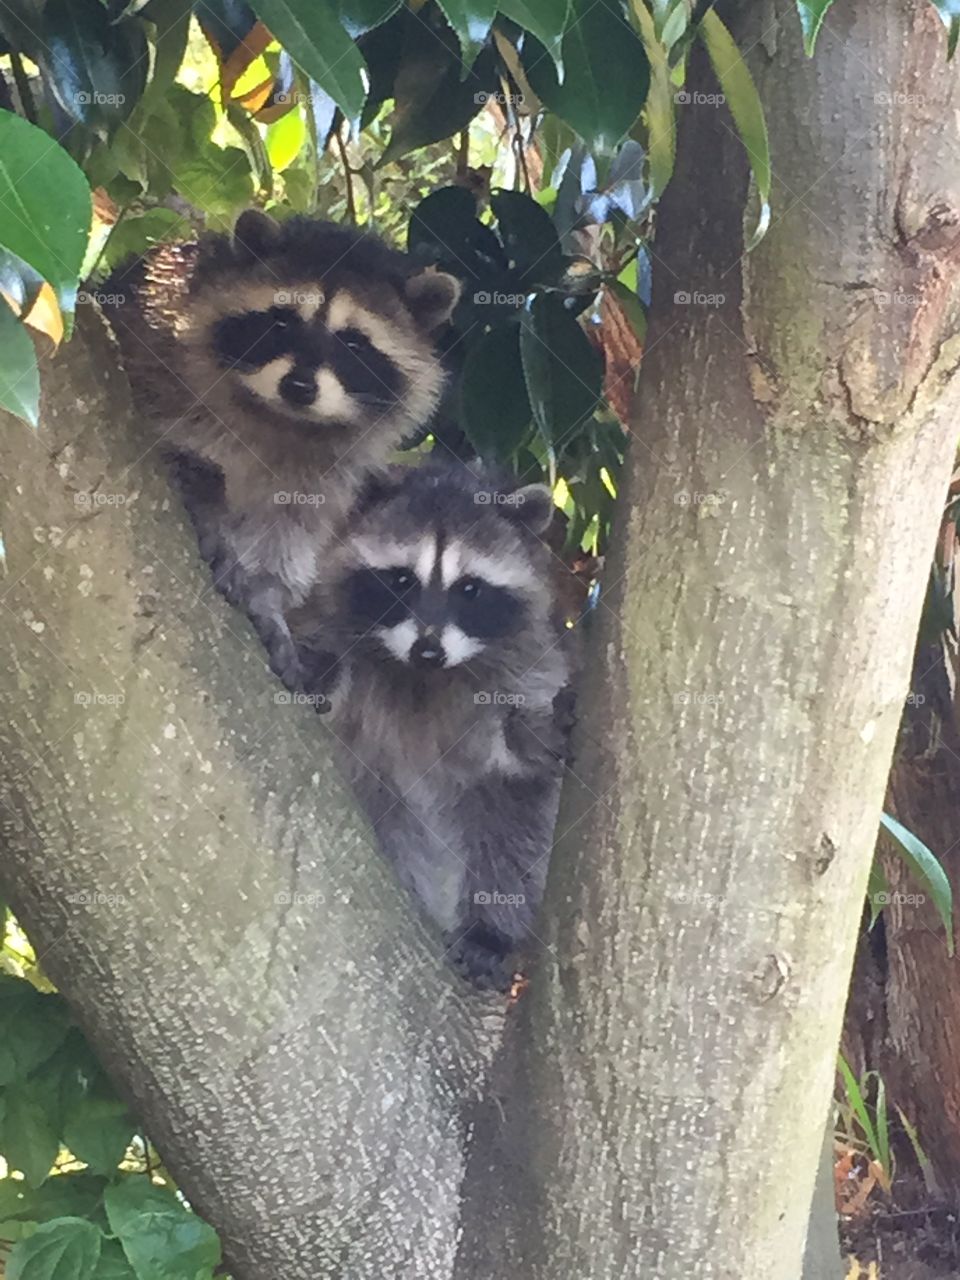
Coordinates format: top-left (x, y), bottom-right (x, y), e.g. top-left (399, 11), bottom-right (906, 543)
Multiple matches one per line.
top-left (291, 463), bottom-right (575, 988)
top-left (101, 211), bottom-right (459, 686)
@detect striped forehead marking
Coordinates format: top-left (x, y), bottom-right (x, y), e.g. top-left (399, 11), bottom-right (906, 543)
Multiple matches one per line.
top-left (439, 542), bottom-right (534, 591)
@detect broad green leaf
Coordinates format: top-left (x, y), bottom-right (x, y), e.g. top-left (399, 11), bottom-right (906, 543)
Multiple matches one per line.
top-left (7, 1217), bottom-right (102, 1280)
top-left (64, 1101), bottom-right (135, 1178)
top-left (0, 111), bottom-right (91, 308)
top-left (0, 300), bottom-right (40, 427)
top-left (0, 978), bottom-right (70, 1083)
top-left (698, 10), bottom-right (770, 249)
top-left (491, 189), bottom-right (564, 286)
top-left (383, 37), bottom-right (497, 163)
top-left (338, 0), bottom-right (401, 37)
top-left (39, 0), bottom-right (149, 133)
top-left (1, 1077), bottom-right (61, 1188)
top-left (499, 0), bottom-right (569, 74)
top-left (929, 0), bottom-right (960, 59)
top-left (795, 0), bottom-right (836, 55)
top-left (461, 322), bottom-right (532, 460)
top-left (0, 1173), bottom-right (108, 1224)
top-left (248, 0), bottom-right (366, 119)
top-left (104, 1179), bottom-right (221, 1280)
top-left (265, 108), bottom-right (306, 171)
top-left (435, 0), bottom-right (497, 67)
top-left (881, 812), bottom-right (954, 954)
top-left (519, 294), bottom-right (603, 447)
top-left (609, 279), bottom-right (647, 343)
top-left (174, 144), bottom-right (255, 228)
top-left (138, 0), bottom-right (192, 111)
top-left (92, 1241), bottom-right (138, 1280)
top-left (524, 0), bottom-right (650, 157)
top-left (628, 0), bottom-right (675, 196)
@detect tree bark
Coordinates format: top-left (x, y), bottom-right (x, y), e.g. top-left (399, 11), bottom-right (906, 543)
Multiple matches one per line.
top-left (0, 311), bottom-right (496, 1279)
top-left (470, 1), bottom-right (960, 1276)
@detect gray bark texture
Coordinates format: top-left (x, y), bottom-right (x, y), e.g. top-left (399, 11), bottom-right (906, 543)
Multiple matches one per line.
top-left (457, 1), bottom-right (960, 1277)
top-left (2, 1), bottom-right (960, 1277)
top-left (0, 311), bottom-right (499, 1279)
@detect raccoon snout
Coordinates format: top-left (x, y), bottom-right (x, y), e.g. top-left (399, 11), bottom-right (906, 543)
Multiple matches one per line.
top-left (410, 636), bottom-right (445, 668)
top-left (279, 369), bottom-right (317, 406)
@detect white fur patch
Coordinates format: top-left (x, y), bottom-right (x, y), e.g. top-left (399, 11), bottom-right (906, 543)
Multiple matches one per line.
top-left (353, 536), bottom-right (432, 575)
top-left (416, 537), bottom-right (439, 587)
top-left (238, 355), bottom-right (294, 405)
top-left (377, 619), bottom-right (418, 663)
top-left (449, 546), bottom-right (536, 591)
top-left (315, 367), bottom-right (356, 421)
top-left (441, 623), bottom-right (483, 667)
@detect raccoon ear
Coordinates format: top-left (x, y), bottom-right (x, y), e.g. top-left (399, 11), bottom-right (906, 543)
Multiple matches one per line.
top-left (404, 269), bottom-right (461, 331)
top-left (233, 209), bottom-right (280, 262)
top-left (507, 484), bottom-right (555, 536)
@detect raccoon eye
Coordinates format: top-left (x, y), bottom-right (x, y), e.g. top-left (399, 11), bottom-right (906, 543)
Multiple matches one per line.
top-left (268, 306), bottom-right (299, 330)
top-left (338, 327), bottom-right (373, 353)
top-left (389, 569), bottom-right (416, 592)
top-left (458, 578), bottom-right (482, 600)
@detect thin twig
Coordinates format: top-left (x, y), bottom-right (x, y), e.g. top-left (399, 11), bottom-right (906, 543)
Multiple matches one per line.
top-left (9, 50), bottom-right (37, 124)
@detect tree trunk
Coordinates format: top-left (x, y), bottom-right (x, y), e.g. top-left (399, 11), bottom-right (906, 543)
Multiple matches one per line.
top-left (880, 621), bottom-right (960, 1189)
top-left (467, 1), bottom-right (960, 1276)
top-left (0, 311), bottom-right (496, 1279)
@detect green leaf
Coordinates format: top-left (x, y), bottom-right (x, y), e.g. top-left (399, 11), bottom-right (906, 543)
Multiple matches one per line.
top-left (104, 1180), bottom-right (221, 1280)
top-left (265, 108), bottom-right (306, 172)
top-left (1, 1077), bottom-right (61, 1188)
top-left (519, 294), bottom-right (603, 448)
top-left (92, 1241), bottom-right (138, 1280)
top-left (609, 279), bottom-right (646, 343)
top-left (698, 9), bottom-right (770, 249)
top-left (174, 144), bottom-right (255, 228)
top-left (7, 1217), bottom-right (102, 1280)
top-left (0, 1172), bottom-right (108, 1224)
top-left (0, 979), bottom-right (70, 1084)
top-left (491, 189), bottom-right (564, 286)
top-left (498, 0), bottom-right (569, 73)
top-left (39, 0), bottom-right (149, 133)
top-left (795, 0), bottom-right (836, 55)
top-left (628, 0), bottom-right (675, 196)
top-left (248, 0), bottom-right (366, 119)
top-left (435, 0), bottom-right (497, 67)
top-left (0, 300), bottom-right (40, 427)
top-left (338, 0), bottom-right (401, 38)
top-left (928, 1), bottom-right (960, 59)
top-left (383, 31), bottom-right (496, 163)
top-left (64, 1101), bottom-right (135, 1178)
top-left (880, 812), bottom-right (954, 955)
top-left (524, 0), bottom-right (650, 156)
top-left (0, 111), bottom-right (91, 307)
top-left (461, 322), bottom-right (532, 460)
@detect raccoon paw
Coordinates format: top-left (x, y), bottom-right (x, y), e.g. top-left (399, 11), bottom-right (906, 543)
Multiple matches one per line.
top-left (446, 924), bottom-right (516, 992)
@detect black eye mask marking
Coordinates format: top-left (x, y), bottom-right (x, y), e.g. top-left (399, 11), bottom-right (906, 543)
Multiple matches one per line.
top-left (330, 327), bottom-right (405, 405)
top-left (451, 578), bottom-right (524, 639)
top-left (345, 567), bottom-right (419, 629)
top-left (212, 306), bottom-right (301, 371)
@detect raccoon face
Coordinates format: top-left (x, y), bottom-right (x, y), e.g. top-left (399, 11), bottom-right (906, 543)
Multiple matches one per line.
top-left (338, 472), bottom-right (556, 672)
top-left (186, 211), bottom-right (460, 436)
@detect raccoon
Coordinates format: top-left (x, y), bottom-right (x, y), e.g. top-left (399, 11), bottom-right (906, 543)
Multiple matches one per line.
top-left (291, 462), bottom-right (573, 988)
top-left (102, 210), bottom-right (460, 686)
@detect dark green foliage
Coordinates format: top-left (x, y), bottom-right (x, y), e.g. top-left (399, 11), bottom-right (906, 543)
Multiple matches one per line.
top-left (0, 958), bottom-right (219, 1280)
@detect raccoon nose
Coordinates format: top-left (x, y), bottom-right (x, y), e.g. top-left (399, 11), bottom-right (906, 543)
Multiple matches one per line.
top-left (411, 637), bottom-right (445, 668)
top-left (279, 368), bottom-right (317, 406)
